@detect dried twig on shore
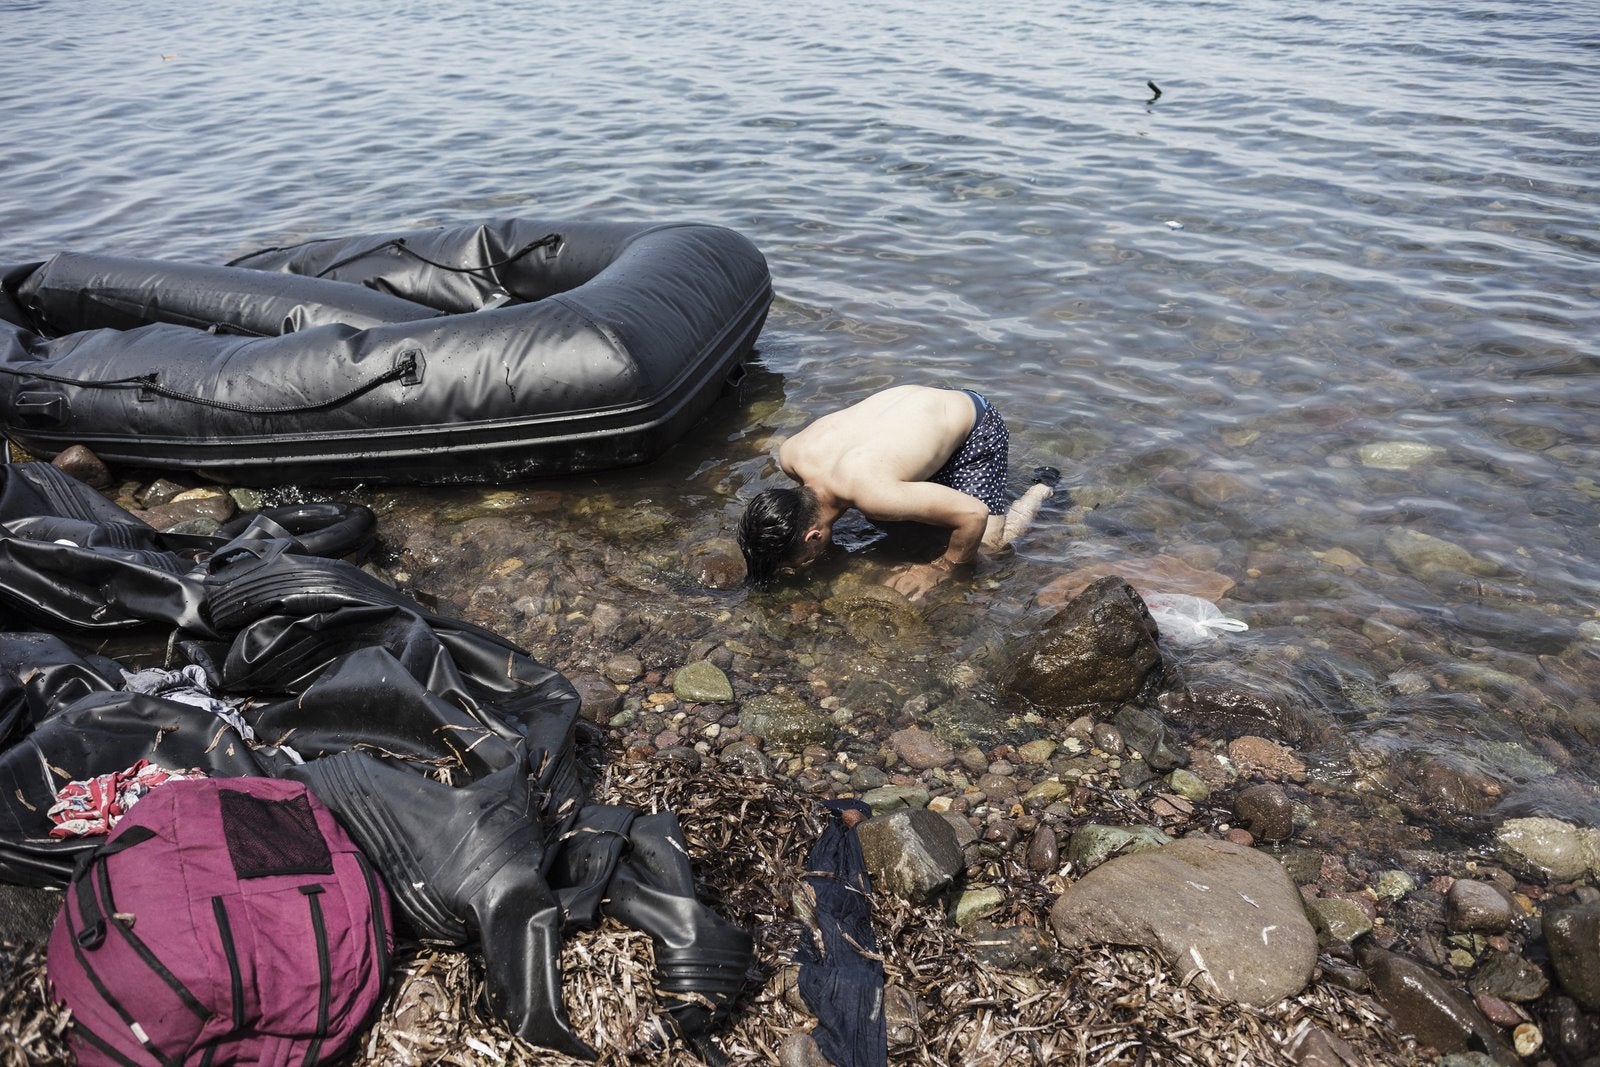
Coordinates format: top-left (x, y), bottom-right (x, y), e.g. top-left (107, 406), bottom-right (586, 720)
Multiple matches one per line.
top-left (1, 760), bottom-right (1422, 1066)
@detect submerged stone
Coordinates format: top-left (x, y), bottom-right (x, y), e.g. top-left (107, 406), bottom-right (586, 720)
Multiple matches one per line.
top-left (1035, 555), bottom-right (1235, 608)
top-left (1359, 441), bottom-right (1444, 470)
top-left (1016, 738), bottom-right (1058, 764)
top-left (1468, 951), bottom-right (1549, 1003)
top-left (1166, 768), bottom-right (1211, 801)
top-left (1543, 902), bottom-right (1600, 1012)
top-left (1180, 681), bottom-right (1325, 748)
top-left (1374, 869), bottom-right (1417, 902)
top-left (925, 696), bottom-right (1007, 749)
top-left (1262, 843), bottom-right (1325, 886)
top-left (1356, 944), bottom-right (1515, 1060)
top-left (738, 693), bottom-right (831, 746)
top-left (672, 660), bottom-right (735, 703)
top-left (889, 726), bottom-right (954, 770)
top-left (1384, 528), bottom-right (1499, 582)
top-left (1446, 879), bottom-right (1514, 933)
top-left (1233, 783), bottom-right (1294, 842)
top-left (1114, 704), bottom-right (1188, 771)
top-left (1496, 817), bottom-right (1590, 882)
top-left (1307, 896), bottom-right (1373, 945)
top-left (823, 584), bottom-right (929, 650)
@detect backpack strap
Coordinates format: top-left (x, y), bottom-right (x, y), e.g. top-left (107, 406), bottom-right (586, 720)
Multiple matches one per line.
top-left (91, 855), bottom-right (212, 1024)
top-left (71, 825), bottom-right (159, 950)
top-left (62, 841), bottom-right (187, 1067)
top-left (355, 852), bottom-right (391, 981)
top-left (299, 883), bottom-right (331, 1066)
top-left (66, 823), bottom-right (210, 1066)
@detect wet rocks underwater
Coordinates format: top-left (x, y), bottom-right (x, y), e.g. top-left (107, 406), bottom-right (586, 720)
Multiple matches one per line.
top-left (5, 450), bottom-right (1600, 1066)
top-left (373, 477), bottom-right (1600, 1064)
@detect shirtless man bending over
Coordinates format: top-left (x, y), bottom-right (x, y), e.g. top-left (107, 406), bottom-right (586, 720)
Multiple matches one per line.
top-left (737, 385), bottom-right (1057, 600)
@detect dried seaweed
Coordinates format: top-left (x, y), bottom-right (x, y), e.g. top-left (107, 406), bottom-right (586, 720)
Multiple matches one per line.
top-left (0, 760), bottom-right (1424, 1066)
top-left (0, 938), bottom-right (72, 1067)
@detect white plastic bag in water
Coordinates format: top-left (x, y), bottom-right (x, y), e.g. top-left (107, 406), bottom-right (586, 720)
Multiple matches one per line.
top-left (1142, 593), bottom-right (1248, 645)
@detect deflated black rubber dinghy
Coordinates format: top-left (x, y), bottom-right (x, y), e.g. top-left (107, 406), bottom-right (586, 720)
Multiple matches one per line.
top-left (0, 463), bottom-right (754, 1058)
top-left (0, 219), bottom-right (772, 485)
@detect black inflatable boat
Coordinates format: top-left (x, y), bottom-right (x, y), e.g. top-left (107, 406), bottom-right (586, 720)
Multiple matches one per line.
top-left (0, 219), bottom-right (772, 485)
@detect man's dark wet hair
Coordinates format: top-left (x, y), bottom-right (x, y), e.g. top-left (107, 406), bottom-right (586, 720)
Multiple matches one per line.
top-left (737, 486), bottom-right (819, 589)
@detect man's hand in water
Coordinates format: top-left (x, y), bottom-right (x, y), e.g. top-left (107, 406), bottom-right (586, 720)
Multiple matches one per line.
top-left (883, 557), bottom-right (964, 601)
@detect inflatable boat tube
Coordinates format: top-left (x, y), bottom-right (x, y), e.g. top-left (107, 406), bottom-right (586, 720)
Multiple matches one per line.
top-left (216, 501), bottom-right (377, 562)
top-left (0, 219), bottom-right (772, 486)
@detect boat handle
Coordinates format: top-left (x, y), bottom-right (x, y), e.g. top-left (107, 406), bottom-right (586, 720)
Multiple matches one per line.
top-left (399, 349), bottom-right (424, 386)
top-left (13, 390), bottom-right (65, 425)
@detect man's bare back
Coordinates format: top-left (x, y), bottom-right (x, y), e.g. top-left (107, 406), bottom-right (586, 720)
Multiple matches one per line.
top-left (778, 385), bottom-right (980, 491)
top-left (738, 385), bottom-right (1054, 598)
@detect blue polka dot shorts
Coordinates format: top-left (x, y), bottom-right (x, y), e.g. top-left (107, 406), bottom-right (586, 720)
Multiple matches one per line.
top-left (930, 390), bottom-right (1011, 514)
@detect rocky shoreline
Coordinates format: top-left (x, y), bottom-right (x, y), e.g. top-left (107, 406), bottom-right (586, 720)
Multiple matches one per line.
top-left (2, 454), bottom-right (1598, 1065)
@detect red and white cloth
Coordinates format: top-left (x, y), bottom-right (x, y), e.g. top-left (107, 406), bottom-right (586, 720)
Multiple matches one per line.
top-left (47, 760), bottom-right (208, 839)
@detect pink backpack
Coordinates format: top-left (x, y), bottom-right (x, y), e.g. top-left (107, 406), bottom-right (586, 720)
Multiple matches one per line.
top-left (47, 777), bottom-right (392, 1066)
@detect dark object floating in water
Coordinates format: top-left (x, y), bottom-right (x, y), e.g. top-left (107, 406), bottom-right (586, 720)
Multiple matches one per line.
top-left (1147, 80), bottom-right (1162, 101)
top-left (0, 219), bottom-right (772, 486)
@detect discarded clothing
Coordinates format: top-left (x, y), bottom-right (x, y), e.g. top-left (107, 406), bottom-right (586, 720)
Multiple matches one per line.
top-left (120, 664), bottom-right (278, 752)
top-left (797, 799), bottom-right (887, 1067)
top-left (290, 751), bottom-right (754, 1060)
top-left (47, 759), bottom-right (206, 838)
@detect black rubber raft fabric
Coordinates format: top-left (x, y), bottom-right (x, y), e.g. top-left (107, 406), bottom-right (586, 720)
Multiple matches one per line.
top-left (0, 461), bottom-right (752, 1058)
top-left (0, 219), bottom-right (772, 486)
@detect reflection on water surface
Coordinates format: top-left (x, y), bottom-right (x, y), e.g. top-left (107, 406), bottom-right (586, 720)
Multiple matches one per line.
top-left (2, 0), bottom-right (1597, 827)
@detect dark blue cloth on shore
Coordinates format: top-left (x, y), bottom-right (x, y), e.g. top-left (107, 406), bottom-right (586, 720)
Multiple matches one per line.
top-left (796, 798), bottom-right (886, 1067)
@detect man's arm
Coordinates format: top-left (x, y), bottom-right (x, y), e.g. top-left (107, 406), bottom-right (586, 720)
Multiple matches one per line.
top-left (854, 480), bottom-right (990, 560)
top-left (852, 480), bottom-right (990, 600)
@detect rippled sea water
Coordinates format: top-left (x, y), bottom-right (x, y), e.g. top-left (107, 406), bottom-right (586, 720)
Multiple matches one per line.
top-left (4, 1), bottom-right (1599, 821)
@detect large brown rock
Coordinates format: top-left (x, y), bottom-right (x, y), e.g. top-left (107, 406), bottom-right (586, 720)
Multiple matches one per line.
top-left (1007, 577), bottom-right (1164, 711)
top-left (50, 443), bottom-right (112, 488)
top-left (888, 726), bottom-right (955, 770)
top-left (1050, 837), bottom-right (1316, 1007)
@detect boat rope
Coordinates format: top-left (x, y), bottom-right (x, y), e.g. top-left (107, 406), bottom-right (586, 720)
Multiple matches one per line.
top-left (0, 353), bottom-right (419, 416)
top-left (310, 232), bottom-right (562, 282)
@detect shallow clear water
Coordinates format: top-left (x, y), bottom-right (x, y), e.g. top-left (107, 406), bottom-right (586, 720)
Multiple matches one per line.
top-left (4, 1), bottom-right (1599, 820)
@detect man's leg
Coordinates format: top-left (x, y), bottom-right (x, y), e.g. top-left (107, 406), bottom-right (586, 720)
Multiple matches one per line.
top-left (983, 466), bottom-right (1060, 550)
top-left (1000, 482), bottom-right (1053, 545)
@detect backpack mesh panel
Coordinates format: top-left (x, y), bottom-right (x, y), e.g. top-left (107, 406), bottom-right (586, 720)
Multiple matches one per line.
top-left (220, 790), bottom-right (334, 878)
